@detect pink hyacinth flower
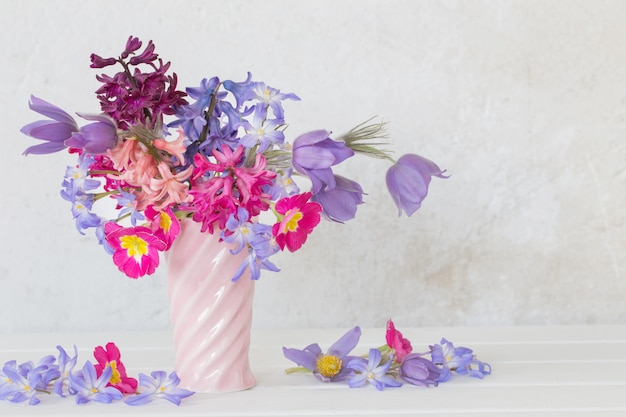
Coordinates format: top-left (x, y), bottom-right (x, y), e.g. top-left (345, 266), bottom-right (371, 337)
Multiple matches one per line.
top-left (104, 222), bottom-right (166, 278)
top-left (385, 319), bottom-right (413, 363)
top-left (272, 192), bottom-right (322, 252)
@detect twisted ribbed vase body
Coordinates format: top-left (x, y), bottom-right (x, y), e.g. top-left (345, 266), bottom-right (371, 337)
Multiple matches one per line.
top-left (166, 220), bottom-right (256, 392)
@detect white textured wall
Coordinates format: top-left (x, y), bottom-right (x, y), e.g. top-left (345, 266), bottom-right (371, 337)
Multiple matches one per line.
top-left (1, 0), bottom-right (624, 332)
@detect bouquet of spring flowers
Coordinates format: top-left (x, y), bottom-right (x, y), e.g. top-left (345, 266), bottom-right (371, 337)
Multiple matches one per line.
top-left (21, 36), bottom-right (447, 281)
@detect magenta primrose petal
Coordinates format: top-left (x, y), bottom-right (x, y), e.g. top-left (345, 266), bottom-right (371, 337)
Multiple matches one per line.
top-left (104, 223), bottom-right (167, 278)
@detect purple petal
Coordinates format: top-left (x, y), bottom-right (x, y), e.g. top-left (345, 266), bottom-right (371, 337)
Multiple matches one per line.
top-left (347, 373), bottom-right (368, 388)
top-left (28, 96), bottom-right (77, 126)
top-left (292, 129), bottom-right (331, 148)
top-left (293, 146), bottom-right (339, 169)
top-left (327, 326), bottom-right (361, 358)
top-left (125, 392), bottom-right (154, 406)
top-left (21, 120), bottom-right (76, 141)
top-left (282, 346), bottom-right (319, 370)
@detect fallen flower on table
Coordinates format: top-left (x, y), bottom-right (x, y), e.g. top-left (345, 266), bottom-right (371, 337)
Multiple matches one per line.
top-left (69, 361), bottom-right (124, 404)
top-left (347, 348), bottom-right (402, 391)
top-left (283, 319), bottom-right (491, 390)
top-left (0, 342), bottom-right (194, 406)
top-left (93, 342), bottom-right (138, 394)
top-left (124, 371), bottom-right (194, 406)
top-left (283, 326), bottom-right (361, 382)
top-left (430, 338), bottom-right (492, 381)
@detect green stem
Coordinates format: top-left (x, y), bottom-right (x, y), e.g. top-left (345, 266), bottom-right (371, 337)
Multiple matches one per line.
top-left (285, 367), bottom-right (312, 375)
top-left (196, 82), bottom-right (222, 146)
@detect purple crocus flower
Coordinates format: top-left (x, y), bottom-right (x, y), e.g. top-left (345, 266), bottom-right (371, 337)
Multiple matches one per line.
top-left (124, 371), bottom-right (194, 406)
top-left (291, 130), bottom-right (355, 194)
top-left (283, 326), bottom-right (361, 382)
top-left (347, 348), bottom-right (402, 391)
top-left (68, 361), bottom-right (123, 404)
top-left (385, 153), bottom-right (448, 216)
top-left (22, 96), bottom-right (119, 155)
top-left (65, 113), bottom-right (118, 154)
top-left (398, 353), bottom-right (440, 387)
top-left (311, 175), bottom-right (365, 223)
top-left (21, 96), bottom-right (79, 155)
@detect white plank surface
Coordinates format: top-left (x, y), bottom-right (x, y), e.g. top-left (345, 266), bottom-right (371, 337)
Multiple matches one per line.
top-left (1, 325), bottom-right (625, 416)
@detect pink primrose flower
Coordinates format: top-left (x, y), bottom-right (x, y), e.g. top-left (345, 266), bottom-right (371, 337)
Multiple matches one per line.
top-left (93, 342), bottom-right (138, 394)
top-left (385, 319), bottom-right (413, 363)
top-left (272, 192), bottom-right (322, 252)
top-left (104, 222), bottom-right (166, 278)
top-left (145, 205), bottom-right (180, 250)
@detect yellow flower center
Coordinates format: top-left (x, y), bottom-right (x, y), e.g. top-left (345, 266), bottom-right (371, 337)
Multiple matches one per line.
top-left (108, 361), bottom-right (122, 385)
top-left (285, 210), bottom-right (303, 232)
top-left (159, 212), bottom-right (172, 233)
top-left (91, 388), bottom-right (98, 394)
top-left (257, 128), bottom-right (265, 136)
top-left (24, 385), bottom-right (30, 392)
top-left (317, 355), bottom-right (342, 378)
top-left (120, 235), bottom-right (149, 257)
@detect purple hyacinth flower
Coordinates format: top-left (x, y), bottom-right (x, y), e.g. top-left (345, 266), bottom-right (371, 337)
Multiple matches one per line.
top-left (283, 326), bottom-right (361, 382)
top-left (223, 72), bottom-right (254, 109)
top-left (65, 113), bottom-right (118, 154)
top-left (311, 175), bottom-right (365, 223)
top-left (21, 96), bottom-right (78, 155)
top-left (347, 348), bottom-right (402, 391)
top-left (385, 153), bottom-right (448, 217)
top-left (291, 130), bottom-right (355, 194)
top-left (398, 353), bottom-right (440, 387)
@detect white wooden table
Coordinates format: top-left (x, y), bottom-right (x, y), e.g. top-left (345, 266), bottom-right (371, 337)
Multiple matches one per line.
top-left (1, 325), bottom-right (625, 416)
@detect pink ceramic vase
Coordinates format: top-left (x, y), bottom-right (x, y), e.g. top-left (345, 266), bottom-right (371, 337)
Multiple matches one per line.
top-left (166, 220), bottom-right (256, 392)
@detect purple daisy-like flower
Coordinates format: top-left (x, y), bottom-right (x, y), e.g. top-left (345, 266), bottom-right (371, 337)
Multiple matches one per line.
top-left (430, 338), bottom-right (491, 382)
top-left (68, 361), bottom-right (123, 404)
top-left (125, 371), bottom-right (194, 406)
top-left (347, 348), bottom-right (402, 391)
top-left (283, 326), bottom-right (361, 382)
